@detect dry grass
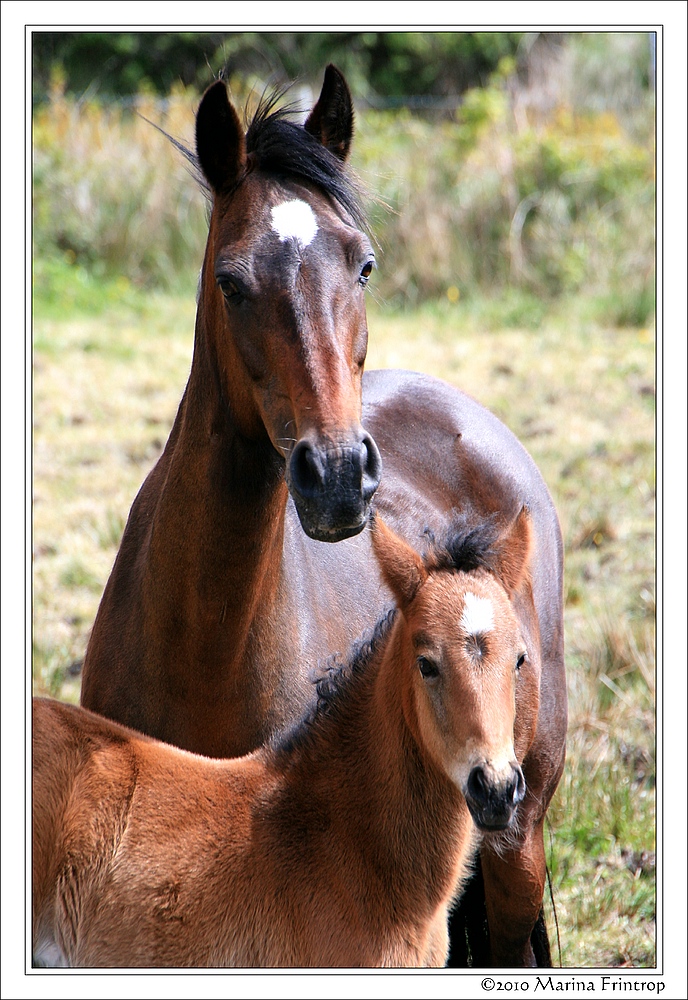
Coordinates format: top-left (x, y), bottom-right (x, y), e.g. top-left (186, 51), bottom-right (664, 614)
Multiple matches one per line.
top-left (33, 297), bottom-right (195, 702)
top-left (33, 83), bottom-right (207, 290)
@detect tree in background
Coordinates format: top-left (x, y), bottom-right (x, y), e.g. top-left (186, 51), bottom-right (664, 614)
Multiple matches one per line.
top-left (32, 31), bottom-right (525, 104)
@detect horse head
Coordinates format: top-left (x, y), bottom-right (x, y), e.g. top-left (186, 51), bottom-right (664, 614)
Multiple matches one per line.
top-left (194, 66), bottom-right (381, 541)
top-left (372, 509), bottom-right (537, 833)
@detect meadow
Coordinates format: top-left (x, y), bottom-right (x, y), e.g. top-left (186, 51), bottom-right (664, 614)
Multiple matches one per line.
top-left (32, 47), bottom-right (655, 968)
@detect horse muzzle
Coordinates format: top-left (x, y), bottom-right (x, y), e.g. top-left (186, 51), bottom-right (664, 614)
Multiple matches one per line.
top-left (286, 431), bottom-right (382, 542)
top-left (464, 761), bottom-right (526, 832)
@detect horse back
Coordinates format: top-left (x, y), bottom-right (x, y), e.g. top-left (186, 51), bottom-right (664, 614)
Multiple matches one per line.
top-left (363, 370), bottom-right (560, 544)
top-left (363, 369), bottom-right (563, 635)
top-left (360, 369), bottom-right (567, 782)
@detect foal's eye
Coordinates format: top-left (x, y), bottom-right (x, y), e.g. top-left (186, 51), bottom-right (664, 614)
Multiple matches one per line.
top-left (359, 260), bottom-right (374, 287)
top-left (516, 652), bottom-right (527, 672)
top-left (418, 656), bottom-right (440, 680)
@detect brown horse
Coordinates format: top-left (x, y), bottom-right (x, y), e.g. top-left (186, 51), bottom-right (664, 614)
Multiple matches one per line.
top-left (35, 514), bottom-right (533, 968)
top-left (79, 66), bottom-right (567, 966)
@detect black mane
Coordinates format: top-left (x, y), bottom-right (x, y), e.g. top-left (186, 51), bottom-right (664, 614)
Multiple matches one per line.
top-left (245, 90), bottom-right (366, 229)
top-left (157, 84), bottom-right (366, 229)
top-left (271, 607), bottom-right (398, 756)
top-left (314, 607), bottom-right (398, 713)
top-left (424, 511), bottom-right (505, 576)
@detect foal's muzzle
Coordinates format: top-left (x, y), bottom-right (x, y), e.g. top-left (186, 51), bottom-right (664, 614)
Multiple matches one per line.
top-left (464, 762), bottom-right (526, 832)
top-left (286, 431), bottom-right (382, 542)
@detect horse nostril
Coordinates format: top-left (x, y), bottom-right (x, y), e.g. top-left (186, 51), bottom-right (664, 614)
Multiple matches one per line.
top-left (510, 765), bottom-right (526, 805)
top-left (289, 433), bottom-right (381, 503)
top-left (290, 440), bottom-right (326, 498)
top-left (467, 765), bottom-right (489, 805)
top-left (360, 433), bottom-right (382, 500)
top-left (467, 764), bottom-right (525, 811)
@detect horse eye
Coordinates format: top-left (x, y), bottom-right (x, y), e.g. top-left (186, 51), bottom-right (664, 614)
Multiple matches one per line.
top-left (516, 652), bottom-right (527, 671)
top-left (418, 656), bottom-right (439, 680)
top-left (217, 277), bottom-right (242, 301)
top-left (359, 260), bottom-right (374, 287)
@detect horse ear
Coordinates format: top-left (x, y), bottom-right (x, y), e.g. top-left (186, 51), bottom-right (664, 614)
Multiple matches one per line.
top-left (494, 506), bottom-right (533, 597)
top-left (304, 64), bottom-right (354, 161)
top-left (372, 517), bottom-right (428, 609)
top-left (196, 80), bottom-right (246, 194)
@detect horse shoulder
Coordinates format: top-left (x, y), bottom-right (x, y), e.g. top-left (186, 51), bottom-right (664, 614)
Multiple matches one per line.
top-left (281, 501), bottom-right (391, 648)
top-left (93, 748), bottom-right (275, 966)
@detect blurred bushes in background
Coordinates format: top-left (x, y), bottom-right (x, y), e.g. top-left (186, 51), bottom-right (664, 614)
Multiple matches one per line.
top-left (353, 33), bottom-right (654, 324)
top-left (32, 79), bottom-right (209, 306)
top-left (33, 32), bottom-right (655, 326)
top-left (32, 30), bottom-right (526, 103)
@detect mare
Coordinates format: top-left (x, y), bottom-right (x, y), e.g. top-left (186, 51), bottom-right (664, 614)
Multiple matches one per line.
top-left (79, 66), bottom-right (567, 967)
top-left (35, 514), bottom-right (532, 968)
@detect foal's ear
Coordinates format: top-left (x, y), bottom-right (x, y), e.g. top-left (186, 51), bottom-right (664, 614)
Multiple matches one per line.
top-left (304, 64), bottom-right (354, 161)
top-left (196, 80), bottom-right (246, 194)
top-left (372, 518), bottom-right (428, 609)
top-left (494, 506), bottom-right (533, 597)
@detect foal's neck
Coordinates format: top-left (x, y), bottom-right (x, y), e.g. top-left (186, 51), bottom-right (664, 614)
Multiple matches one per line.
top-left (285, 620), bottom-right (470, 917)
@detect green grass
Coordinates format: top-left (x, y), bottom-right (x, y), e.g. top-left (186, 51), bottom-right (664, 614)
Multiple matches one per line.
top-left (32, 273), bottom-right (655, 968)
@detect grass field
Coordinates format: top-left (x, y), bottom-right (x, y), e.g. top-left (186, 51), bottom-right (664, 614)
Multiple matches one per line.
top-left (32, 280), bottom-right (655, 968)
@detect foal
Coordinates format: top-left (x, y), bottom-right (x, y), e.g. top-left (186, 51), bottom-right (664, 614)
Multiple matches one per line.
top-left (33, 513), bottom-right (531, 968)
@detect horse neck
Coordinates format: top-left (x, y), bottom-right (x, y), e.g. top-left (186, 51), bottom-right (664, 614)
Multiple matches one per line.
top-left (144, 292), bottom-right (290, 629)
top-left (287, 618), bottom-right (470, 915)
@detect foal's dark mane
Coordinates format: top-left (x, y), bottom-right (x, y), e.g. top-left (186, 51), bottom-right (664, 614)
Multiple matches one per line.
top-left (314, 607), bottom-right (399, 714)
top-left (424, 511), bottom-right (506, 576)
top-left (271, 607), bottom-right (398, 756)
top-left (159, 84), bottom-right (366, 229)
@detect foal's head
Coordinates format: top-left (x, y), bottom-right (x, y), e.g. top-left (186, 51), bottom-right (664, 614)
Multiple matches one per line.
top-left (194, 66), bottom-right (381, 541)
top-left (373, 511), bottom-right (535, 832)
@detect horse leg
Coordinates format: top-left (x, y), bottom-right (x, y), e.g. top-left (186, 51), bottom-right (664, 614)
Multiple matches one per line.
top-left (531, 906), bottom-right (552, 966)
top-left (480, 816), bottom-right (550, 967)
top-left (445, 855), bottom-right (551, 968)
top-left (446, 859), bottom-right (490, 967)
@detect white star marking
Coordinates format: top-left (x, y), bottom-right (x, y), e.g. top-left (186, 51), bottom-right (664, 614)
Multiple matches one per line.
top-left (270, 200), bottom-right (318, 249)
top-left (461, 592), bottom-right (495, 636)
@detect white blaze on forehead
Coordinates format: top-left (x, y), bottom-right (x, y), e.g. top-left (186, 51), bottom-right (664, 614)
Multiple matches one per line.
top-left (461, 592), bottom-right (495, 636)
top-left (270, 199), bottom-right (318, 248)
